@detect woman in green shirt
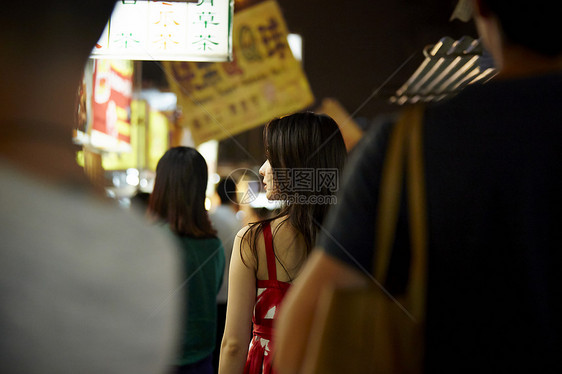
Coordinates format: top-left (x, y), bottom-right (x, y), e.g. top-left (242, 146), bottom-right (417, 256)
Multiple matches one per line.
top-left (148, 147), bottom-right (225, 374)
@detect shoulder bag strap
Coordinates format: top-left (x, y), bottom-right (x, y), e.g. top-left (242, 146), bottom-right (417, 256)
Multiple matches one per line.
top-left (406, 104), bottom-right (427, 321)
top-left (372, 104), bottom-right (427, 321)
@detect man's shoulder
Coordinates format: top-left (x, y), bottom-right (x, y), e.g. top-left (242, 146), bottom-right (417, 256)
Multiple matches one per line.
top-left (1, 163), bottom-right (179, 279)
top-left (0, 164), bottom-right (180, 373)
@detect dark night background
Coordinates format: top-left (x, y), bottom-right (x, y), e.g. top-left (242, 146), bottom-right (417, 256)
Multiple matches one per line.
top-left (277, 0), bottom-right (477, 121)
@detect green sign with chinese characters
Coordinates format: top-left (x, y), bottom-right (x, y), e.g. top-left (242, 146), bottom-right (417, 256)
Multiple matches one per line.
top-left (91, 0), bottom-right (233, 62)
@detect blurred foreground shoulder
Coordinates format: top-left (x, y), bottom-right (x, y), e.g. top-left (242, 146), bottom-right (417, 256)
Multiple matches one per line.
top-left (0, 164), bottom-right (181, 374)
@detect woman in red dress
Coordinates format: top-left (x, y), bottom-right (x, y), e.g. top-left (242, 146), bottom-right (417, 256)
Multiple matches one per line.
top-left (218, 112), bottom-right (347, 373)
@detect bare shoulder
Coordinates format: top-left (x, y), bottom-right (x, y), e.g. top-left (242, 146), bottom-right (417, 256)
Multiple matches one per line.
top-left (235, 224), bottom-right (252, 240)
top-left (234, 224), bottom-right (260, 268)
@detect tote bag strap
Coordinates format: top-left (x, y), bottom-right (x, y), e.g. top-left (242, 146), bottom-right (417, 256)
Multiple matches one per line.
top-left (406, 104), bottom-right (428, 321)
top-left (372, 104), bottom-right (427, 322)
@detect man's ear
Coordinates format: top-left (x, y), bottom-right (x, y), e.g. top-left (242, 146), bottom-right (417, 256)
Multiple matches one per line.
top-left (473, 0), bottom-right (492, 18)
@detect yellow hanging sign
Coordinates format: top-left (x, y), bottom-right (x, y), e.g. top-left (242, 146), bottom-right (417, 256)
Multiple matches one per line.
top-left (163, 0), bottom-right (314, 145)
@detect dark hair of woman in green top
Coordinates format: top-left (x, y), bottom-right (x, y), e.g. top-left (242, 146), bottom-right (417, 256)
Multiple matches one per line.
top-left (148, 146), bottom-right (217, 238)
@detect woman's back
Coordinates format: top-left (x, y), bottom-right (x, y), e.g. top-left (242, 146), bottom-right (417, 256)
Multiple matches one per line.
top-left (252, 217), bottom-right (307, 283)
top-left (175, 235), bottom-right (225, 366)
top-left (148, 146), bottom-right (223, 374)
top-left (243, 218), bottom-right (306, 374)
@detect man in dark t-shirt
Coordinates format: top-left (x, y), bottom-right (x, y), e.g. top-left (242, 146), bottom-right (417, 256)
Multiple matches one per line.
top-left (322, 73), bottom-right (562, 372)
top-left (275, 1), bottom-right (562, 373)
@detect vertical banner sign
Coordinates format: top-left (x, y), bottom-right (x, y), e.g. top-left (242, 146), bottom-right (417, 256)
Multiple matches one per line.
top-left (148, 110), bottom-right (171, 171)
top-left (163, 0), bottom-right (314, 145)
top-left (101, 100), bottom-right (147, 171)
top-left (91, 59), bottom-right (134, 152)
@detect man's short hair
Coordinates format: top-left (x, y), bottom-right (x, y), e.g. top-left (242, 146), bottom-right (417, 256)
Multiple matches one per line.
top-left (217, 177), bottom-right (237, 205)
top-left (485, 0), bottom-right (561, 56)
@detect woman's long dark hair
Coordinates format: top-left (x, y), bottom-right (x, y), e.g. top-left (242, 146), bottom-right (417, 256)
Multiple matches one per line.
top-left (148, 146), bottom-right (216, 238)
top-left (242, 112), bottom-right (347, 275)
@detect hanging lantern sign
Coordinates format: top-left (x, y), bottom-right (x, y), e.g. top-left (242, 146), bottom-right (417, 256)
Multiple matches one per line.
top-left (91, 0), bottom-right (233, 62)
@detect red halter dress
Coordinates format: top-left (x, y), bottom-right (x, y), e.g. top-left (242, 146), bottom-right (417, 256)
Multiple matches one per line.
top-left (243, 223), bottom-right (291, 374)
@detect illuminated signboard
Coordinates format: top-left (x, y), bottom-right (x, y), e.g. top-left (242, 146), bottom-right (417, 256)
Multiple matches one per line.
top-left (90, 59), bottom-right (135, 152)
top-left (91, 0), bottom-right (233, 62)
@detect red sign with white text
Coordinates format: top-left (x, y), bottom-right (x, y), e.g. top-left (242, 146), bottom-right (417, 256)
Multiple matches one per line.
top-left (91, 60), bottom-right (134, 149)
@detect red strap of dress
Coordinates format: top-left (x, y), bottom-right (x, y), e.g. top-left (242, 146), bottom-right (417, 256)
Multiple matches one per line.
top-left (263, 223), bottom-right (277, 281)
